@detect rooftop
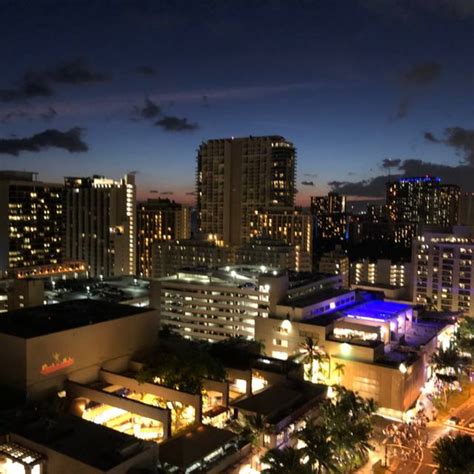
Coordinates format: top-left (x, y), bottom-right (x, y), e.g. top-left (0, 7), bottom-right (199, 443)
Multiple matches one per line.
top-left (343, 300), bottom-right (411, 322)
top-left (0, 299), bottom-right (150, 338)
top-left (281, 288), bottom-right (352, 308)
top-left (158, 425), bottom-right (237, 470)
top-left (3, 414), bottom-right (153, 471)
top-left (232, 382), bottom-right (326, 425)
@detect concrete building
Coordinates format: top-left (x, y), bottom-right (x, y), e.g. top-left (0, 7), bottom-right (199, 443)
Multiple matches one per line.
top-left (255, 291), bottom-right (453, 416)
top-left (249, 208), bottom-right (314, 272)
top-left (152, 239), bottom-right (302, 279)
top-left (152, 240), bottom-right (231, 279)
top-left (151, 266), bottom-right (342, 342)
top-left (318, 246), bottom-right (350, 288)
top-left (7, 278), bottom-right (44, 311)
top-left (0, 299), bottom-right (159, 400)
top-left (413, 226), bottom-right (474, 316)
top-left (0, 413), bottom-right (159, 474)
top-left (9, 260), bottom-right (88, 281)
top-left (386, 176), bottom-right (460, 247)
top-left (64, 174), bottom-right (136, 278)
top-left (136, 199), bottom-right (190, 278)
top-left (351, 259), bottom-right (411, 289)
top-left (0, 171), bottom-right (63, 274)
top-left (197, 136), bottom-right (296, 246)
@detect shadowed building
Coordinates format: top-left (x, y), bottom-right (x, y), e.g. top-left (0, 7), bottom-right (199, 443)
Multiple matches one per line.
top-left (0, 171), bottom-right (63, 274)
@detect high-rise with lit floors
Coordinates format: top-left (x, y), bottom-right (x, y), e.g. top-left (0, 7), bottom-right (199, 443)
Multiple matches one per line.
top-left (413, 226), bottom-right (474, 316)
top-left (137, 199), bottom-right (191, 277)
top-left (0, 171), bottom-right (63, 274)
top-left (64, 174), bottom-right (136, 277)
top-left (197, 136), bottom-right (296, 246)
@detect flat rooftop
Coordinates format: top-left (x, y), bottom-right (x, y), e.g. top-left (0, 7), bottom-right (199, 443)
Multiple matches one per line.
top-left (343, 300), bottom-right (411, 321)
top-left (0, 299), bottom-right (150, 338)
top-left (281, 288), bottom-right (352, 308)
top-left (4, 414), bottom-right (153, 471)
top-left (232, 382), bottom-right (326, 425)
top-left (158, 425), bottom-right (237, 470)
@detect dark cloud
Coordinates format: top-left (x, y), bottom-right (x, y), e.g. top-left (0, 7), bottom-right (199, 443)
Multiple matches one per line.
top-left (0, 72), bottom-right (53, 102)
top-left (304, 173), bottom-right (318, 178)
top-left (202, 95), bottom-right (209, 107)
top-left (149, 190), bottom-right (159, 194)
top-left (393, 96), bottom-right (412, 121)
top-left (0, 59), bottom-right (109, 103)
top-left (186, 191), bottom-right (196, 196)
top-left (155, 115), bottom-right (198, 131)
top-left (132, 97), bottom-right (162, 120)
top-left (49, 58), bottom-right (110, 84)
top-left (382, 158), bottom-right (401, 169)
top-left (329, 158), bottom-right (474, 197)
top-left (160, 191), bottom-right (174, 195)
top-left (1, 109), bottom-right (29, 123)
top-left (0, 128), bottom-right (88, 156)
top-left (136, 66), bottom-right (156, 76)
top-left (425, 127), bottom-right (474, 164)
top-left (301, 180), bottom-right (315, 186)
top-left (403, 62), bottom-right (442, 86)
top-left (39, 106), bottom-right (58, 121)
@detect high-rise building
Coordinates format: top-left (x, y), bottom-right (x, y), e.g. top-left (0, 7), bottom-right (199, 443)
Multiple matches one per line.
top-left (459, 192), bottom-right (474, 226)
top-left (137, 199), bottom-right (190, 277)
top-left (197, 136), bottom-right (296, 246)
top-left (386, 176), bottom-right (460, 248)
top-left (311, 192), bottom-right (349, 246)
top-left (249, 208), bottom-right (314, 272)
top-left (0, 171), bottom-right (64, 273)
top-left (387, 176), bottom-right (460, 226)
top-left (64, 174), bottom-right (136, 277)
top-left (413, 226), bottom-right (474, 316)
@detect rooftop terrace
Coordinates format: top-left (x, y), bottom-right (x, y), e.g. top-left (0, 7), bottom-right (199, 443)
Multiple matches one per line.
top-left (0, 299), bottom-right (150, 338)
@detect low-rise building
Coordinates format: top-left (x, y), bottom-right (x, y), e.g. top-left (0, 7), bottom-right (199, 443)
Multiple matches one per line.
top-left (151, 266), bottom-right (342, 342)
top-left (318, 246), bottom-right (350, 288)
top-left (255, 290), bottom-right (453, 417)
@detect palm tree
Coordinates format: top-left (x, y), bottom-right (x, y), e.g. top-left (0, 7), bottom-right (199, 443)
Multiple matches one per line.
top-left (300, 337), bottom-right (328, 382)
top-left (261, 447), bottom-right (312, 474)
top-left (239, 413), bottom-right (269, 469)
top-left (433, 434), bottom-right (474, 474)
top-left (298, 419), bottom-right (337, 473)
top-left (334, 362), bottom-right (345, 384)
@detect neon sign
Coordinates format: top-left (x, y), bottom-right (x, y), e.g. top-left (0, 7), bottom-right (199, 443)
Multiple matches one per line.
top-left (40, 352), bottom-right (74, 376)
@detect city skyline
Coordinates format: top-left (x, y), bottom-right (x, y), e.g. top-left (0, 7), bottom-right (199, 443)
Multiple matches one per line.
top-left (1, 1), bottom-right (474, 204)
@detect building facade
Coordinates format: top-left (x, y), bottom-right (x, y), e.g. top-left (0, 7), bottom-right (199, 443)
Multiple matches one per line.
top-left (63, 174), bottom-right (136, 277)
top-left (151, 267), bottom-right (342, 342)
top-left (137, 199), bottom-right (190, 277)
top-left (386, 176), bottom-right (460, 247)
top-left (319, 247), bottom-right (350, 288)
top-left (197, 136), bottom-right (296, 246)
top-left (413, 226), bottom-right (474, 316)
top-left (351, 258), bottom-right (411, 288)
top-left (0, 171), bottom-right (63, 274)
top-left (249, 208), bottom-right (314, 272)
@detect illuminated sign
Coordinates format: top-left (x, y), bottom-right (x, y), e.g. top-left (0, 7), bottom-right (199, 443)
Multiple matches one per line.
top-left (40, 352), bottom-right (74, 376)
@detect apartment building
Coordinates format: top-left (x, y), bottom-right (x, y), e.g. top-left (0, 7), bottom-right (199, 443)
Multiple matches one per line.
top-left (319, 247), bottom-right (350, 288)
top-left (249, 208), bottom-right (314, 272)
top-left (137, 199), bottom-right (190, 277)
top-left (63, 174), bottom-right (136, 277)
top-left (0, 171), bottom-right (63, 273)
top-left (413, 226), bottom-right (474, 316)
top-left (197, 136), bottom-right (296, 246)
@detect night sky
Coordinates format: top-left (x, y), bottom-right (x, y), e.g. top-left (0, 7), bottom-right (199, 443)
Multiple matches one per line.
top-left (0, 0), bottom-right (473, 204)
